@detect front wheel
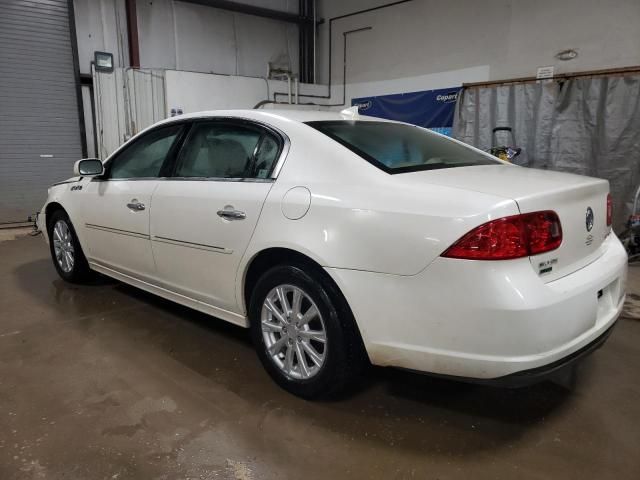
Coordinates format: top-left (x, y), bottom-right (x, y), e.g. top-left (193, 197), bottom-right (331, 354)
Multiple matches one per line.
top-left (249, 264), bottom-right (366, 399)
top-left (47, 210), bottom-right (92, 283)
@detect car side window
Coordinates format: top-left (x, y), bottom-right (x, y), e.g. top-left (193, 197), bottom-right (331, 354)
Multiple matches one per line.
top-left (174, 122), bottom-right (280, 179)
top-left (107, 125), bottom-right (182, 179)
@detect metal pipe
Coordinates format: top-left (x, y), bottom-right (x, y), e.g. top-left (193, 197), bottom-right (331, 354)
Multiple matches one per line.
top-left (255, 26), bottom-right (372, 109)
top-left (313, 0), bottom-right (317, 83)
top-left (176, 0), bottom-right (314, 25)
top-left (295, 76), bottom-right (299, 104)
top-left (288, 74), bottom-right (292, 104)
top-left (273, 0), bottom-right (412, 104)
top-left (462, 65), bottom-right (640, 89)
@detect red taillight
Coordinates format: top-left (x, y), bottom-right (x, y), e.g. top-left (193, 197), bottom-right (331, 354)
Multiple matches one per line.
top-left (442, 211), bottom-right (562, 260)
top-left (606, 193), bottom-right (612, 227)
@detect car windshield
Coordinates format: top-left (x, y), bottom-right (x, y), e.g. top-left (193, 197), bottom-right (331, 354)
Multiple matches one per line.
top-left (306, 120), bottom-right (500, 174)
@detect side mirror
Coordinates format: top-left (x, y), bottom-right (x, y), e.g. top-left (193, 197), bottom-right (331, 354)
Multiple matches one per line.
top-left (74, 158), bottom-right (104, 176)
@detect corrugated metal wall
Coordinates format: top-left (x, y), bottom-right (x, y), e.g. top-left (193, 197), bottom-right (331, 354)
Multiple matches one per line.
top-left (0, 0), bottom-right (84, 224)
top-left (94, 68), bottom-right (166, 159)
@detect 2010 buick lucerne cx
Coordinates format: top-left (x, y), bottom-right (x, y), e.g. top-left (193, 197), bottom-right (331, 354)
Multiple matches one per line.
top-left (37, 109), bottom-right (627, 398)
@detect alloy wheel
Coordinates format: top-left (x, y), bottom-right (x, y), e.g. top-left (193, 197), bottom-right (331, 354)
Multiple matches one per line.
top-left (261, 284), bottom-right (327, 380)
top-left (52, 220), bottom-right (75, 273)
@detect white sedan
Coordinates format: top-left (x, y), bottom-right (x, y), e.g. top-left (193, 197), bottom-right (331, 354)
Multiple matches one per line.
top-left (38, 109), bottom-right (627, 398)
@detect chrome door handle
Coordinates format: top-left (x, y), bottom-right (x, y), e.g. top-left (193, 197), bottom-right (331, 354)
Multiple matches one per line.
top-left (217, 209), bottom-right (246, 220)
top-left (126, 200), bottom-right (145, 211)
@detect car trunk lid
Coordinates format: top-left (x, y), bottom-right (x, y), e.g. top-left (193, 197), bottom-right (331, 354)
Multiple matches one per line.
top-left (402, 165), bottom-right (611, 281)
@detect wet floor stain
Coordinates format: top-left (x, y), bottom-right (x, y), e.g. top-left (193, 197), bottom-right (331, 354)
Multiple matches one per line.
top-left (1, 236), bottom-right (640, 479)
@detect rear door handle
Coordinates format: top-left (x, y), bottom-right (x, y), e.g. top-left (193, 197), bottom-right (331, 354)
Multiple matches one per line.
top-left (217, 209), bottom-right (246, 220)
top-left (127, 199), bottom-right (145, 211)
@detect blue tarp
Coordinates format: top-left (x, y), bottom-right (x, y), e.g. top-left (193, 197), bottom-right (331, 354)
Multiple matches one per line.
top-left (352, 87), bottom-right (461, 136)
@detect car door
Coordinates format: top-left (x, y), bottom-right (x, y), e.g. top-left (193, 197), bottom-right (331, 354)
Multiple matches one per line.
top-left (149, 119), bottom-right (285, 314)
top-left (81, 123), bottom-right (186, 280)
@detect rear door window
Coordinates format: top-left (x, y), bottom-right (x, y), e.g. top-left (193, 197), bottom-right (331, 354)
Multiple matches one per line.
top-left (174, 122), bottom-right (281, 179)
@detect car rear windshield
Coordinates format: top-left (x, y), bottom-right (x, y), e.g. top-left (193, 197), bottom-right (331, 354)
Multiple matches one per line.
top-left (306, 120), bottom-right (500, 174)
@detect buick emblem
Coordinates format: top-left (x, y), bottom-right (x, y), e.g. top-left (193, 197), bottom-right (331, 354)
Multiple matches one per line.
top-left (585, 207), bottom-right (594, 232)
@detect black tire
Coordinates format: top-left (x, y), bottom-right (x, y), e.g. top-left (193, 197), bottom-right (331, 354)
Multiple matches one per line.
top-left (249, 263), bottom-right (367, 399)
top-left (47, 209), bottom-right (93, 283)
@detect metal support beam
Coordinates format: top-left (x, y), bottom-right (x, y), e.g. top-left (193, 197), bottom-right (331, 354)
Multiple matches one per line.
top-left (66, 0), bottom-right (88, 158)
top-left (176, 0), bottom-right (315, 25)
top-left (125, 0), bottom-right (140, 68)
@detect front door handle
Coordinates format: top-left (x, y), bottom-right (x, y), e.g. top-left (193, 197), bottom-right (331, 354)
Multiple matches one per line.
top-left (126, 199), bottom-right (145, 211)
top-left (217, 208), bottom-right (246, 220)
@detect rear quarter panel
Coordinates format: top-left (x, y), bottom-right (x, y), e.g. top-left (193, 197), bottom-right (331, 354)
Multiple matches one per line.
top-left (238, 121), bottom-right (519, 307)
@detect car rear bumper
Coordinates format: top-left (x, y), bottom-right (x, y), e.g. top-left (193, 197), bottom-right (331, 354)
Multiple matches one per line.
top-left (412, 321), bottom-right (617, 387)
top-left (326, 233), bottom-right (627, 381)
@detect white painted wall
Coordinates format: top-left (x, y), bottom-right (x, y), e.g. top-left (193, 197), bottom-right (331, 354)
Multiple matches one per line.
top-left (94, 68), bottom-right (327, 158)
top-left (136, 0), bottom-right (299, 77)
top-left (73, 0), bottom-right (130, 75)
top-left (165, 70), bottom-right (328, 114)
top-left (73, 0), bottom-right (300, 76)
top-left (94, 68), bottom-right (167, 158)
top-left (73, 0), bottom-right (304, 156)
top-left (311, 0), bottom-right (640, 106)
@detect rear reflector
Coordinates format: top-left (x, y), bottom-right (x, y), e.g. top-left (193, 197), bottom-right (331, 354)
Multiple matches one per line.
top-left (606, 193), bottom-right (612, 227)
top-left (442, 211), bottom-right (562, 260)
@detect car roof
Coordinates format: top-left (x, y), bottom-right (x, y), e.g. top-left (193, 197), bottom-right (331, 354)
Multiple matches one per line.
top-left (156, 108), bottom-right (389, 126)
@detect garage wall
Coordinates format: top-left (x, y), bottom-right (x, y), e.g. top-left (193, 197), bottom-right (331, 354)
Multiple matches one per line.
top-left (73, 0), bottom-right (300, 77)
top-left (165, 70), bottom-right (328, 114)
top-left (93, 68), bottom-right (327, 159)
top-left (137, 0), bottom-right (299, 77)
top-left (94, 68), bottom-right (166, 159)
top-left (313, 0), bottom-right (640, 105)
top-left (73, 0), bottom-right (302, 159)
top-left (73, 0), bottom-right (129, 75)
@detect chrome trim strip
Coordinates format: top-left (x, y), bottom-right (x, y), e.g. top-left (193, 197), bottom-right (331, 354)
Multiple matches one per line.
top-left (153, 236), bottom-right (233, 254)
top-left (92, 176), bottom-right (275, 183)
top-left (85, 223), bottom-right (149, 239)
top-left (91, 177), bottom-right (159, 182)
top-left (164, 177), bottom-right (274, 183)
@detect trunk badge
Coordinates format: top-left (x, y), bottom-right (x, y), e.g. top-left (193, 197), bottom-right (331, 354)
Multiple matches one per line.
top-left (586, 207), bottom-right (594, 232)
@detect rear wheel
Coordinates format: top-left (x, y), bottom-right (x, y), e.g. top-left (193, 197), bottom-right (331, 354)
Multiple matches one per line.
top-left (249, 264), bottom-right (366, 399)
top-left (47, 210), bottom-right (92, 283)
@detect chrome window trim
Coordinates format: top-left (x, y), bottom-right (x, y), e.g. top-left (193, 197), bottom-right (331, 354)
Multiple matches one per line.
top-left (91, 177), bottom-right (160, 182)
top-left (92, 176), bottom-right (275, 183)
top-left (165, 177), bottom-right (275, 183)
top-left (99, 115), bottom-right (291, 183)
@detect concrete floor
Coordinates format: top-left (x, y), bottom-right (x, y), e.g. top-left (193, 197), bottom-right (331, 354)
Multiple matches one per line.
top-left (1, 233), bottom-right (639, 480)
